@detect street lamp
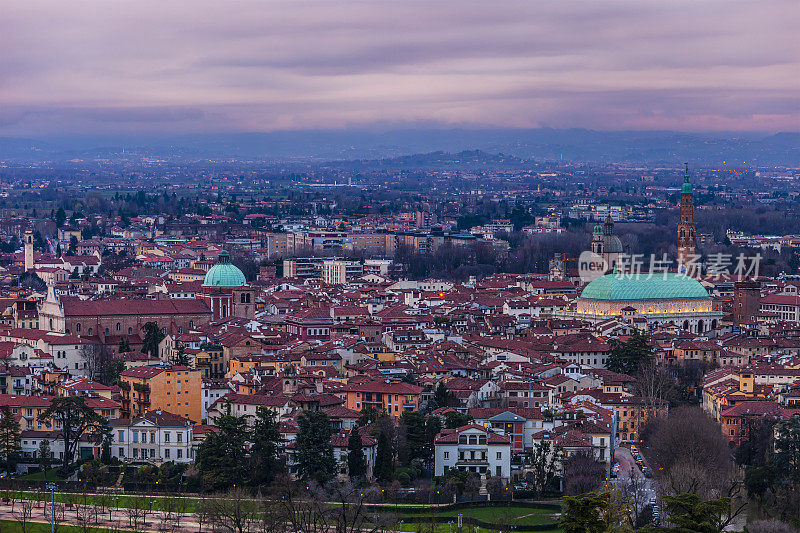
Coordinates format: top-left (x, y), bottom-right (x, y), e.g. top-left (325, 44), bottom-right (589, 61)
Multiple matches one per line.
top-left (45, 482), bottom-right (56, 533)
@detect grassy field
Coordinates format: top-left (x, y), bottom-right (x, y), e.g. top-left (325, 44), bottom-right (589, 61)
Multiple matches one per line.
top-left (0, 520), bottom-right (114, 532)
top-left (396, 504), bottom-right (563, 531)
top-left (4, 491), bottom-right (202, 513)
top-left (5, 491), bottom-right (563, 531)
top-left (18, 469), bottom-right (68, 482)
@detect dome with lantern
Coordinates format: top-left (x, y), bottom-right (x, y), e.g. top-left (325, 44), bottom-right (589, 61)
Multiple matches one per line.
top-left (202, 251), bottom-right (246, 288)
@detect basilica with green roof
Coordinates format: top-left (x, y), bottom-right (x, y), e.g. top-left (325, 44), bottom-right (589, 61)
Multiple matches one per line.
top-left (572, 166), bottom-right (722, 334)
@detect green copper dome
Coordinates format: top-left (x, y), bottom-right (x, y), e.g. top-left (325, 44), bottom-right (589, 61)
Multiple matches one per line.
top-left (203, 252), bottom-right (246, 287)
top-left (593, 224), bottom-right (603, 234)
top-left (580, 273), bottom-right (708, 301)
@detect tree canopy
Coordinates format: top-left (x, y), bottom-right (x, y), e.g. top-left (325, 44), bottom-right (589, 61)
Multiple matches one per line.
top-left (295, 410), bottom-right (336, 484)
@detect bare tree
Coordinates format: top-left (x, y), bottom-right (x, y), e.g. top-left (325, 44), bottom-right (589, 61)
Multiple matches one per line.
top-left (562, 451), bottom-right (605, 496)
top-left (124, 497), bottom-right (148, 532)
top-left (45, 502), bottom-right (67, 533)
top-left (326, 481), bottom-right (382, 533)
top-left (196, 496), bottom-right (212, 533)
top-left (13, 499), bottom-right (34, 533)
top-left (632, 358), bottom-right (676, 410)
top-left (643, 406), bottom-right (739, 500)
top-left (206, 488), bottom-right (261, 533)
top-left (255, 497), bottom-right (288, 533)
top-left (272, 475), bottom-right (331, 533)
top-left (620, 471), bottom-right (648, 527)
top-left (746, 518), bottom-right (799, 533)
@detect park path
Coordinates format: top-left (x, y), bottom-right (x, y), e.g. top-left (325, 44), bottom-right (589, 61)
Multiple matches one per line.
top-left (0, 500), bottom-right (203, 532)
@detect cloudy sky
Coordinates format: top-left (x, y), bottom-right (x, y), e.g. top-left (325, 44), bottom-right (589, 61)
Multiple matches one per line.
top-left (1, 0), bottom-right (797, 136)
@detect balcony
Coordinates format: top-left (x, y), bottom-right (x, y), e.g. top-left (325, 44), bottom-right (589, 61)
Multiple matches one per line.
top-left (456, 457), bottom-right (489, 466)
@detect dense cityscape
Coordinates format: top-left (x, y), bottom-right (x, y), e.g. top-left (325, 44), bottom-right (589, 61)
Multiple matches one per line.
top-left (1, 1), bottom-right (798, 532)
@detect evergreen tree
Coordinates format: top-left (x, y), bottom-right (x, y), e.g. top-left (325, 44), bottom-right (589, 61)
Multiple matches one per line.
top-left (141, 322), bottom-right (165, 358)
top-left (443, 411), bottom-right (471, 429)
top-left (55, 208), bottom-right (66, 228)
top-left (118, 337), bottom-right (131, 353)
top-left (0, 406), bottom-right (22, 473)
top-left (93, 418), bottom-right (113, 464)
top-left (427, 382), bottom-right (457, 411)
top-left (401, 411), bottom-right (439, 466)
top-left (173, 345), bottom-right (190, 366)
top-left (561, 492), bottom-right (610, 533)
top-left (196, 408), bottom-right (248, 490)
top-left (249, 407), bottom-right (282, 486)
top-left (295, 411), bottom-right (336, 484)
top-left (346, 425), bottom-right (366, 482)
top-left (374, 431), bottom-right (393, 483)
top-left (67, 235), bottom-right (78, 255)
top-left (41, 396), bottom-right (103, 475)
top-left (606, 331), bottom-right (653, 375)
top-left (38, 440), bottom-right (53, 480)
top-left (55, 244), bottom-right (62, 258)
top-left (773, 417), bottom-right (800, 487)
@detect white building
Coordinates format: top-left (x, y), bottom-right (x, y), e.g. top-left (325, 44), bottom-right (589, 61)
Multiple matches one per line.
top-left (0, 329), bottom-right (93, 377)
top-left (434, 424), bottom-right (511, 479)
top-left (321, 259), bottom-right (363, 285)
top-left (110, 410), bottom-right (194, 464)
top-left (331, 429), bottom-right (377, 480)
top-left (202, 378), bottom-right (230, 421)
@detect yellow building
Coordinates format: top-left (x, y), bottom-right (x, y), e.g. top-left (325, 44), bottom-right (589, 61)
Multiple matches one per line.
top-left (120, 365), bottom-right (202, 423)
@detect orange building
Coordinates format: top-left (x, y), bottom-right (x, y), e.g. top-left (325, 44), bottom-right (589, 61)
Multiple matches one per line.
top-left (338, 380), bottom-right (423, 418)
top-left (120, 365), bottom-right (202, 422)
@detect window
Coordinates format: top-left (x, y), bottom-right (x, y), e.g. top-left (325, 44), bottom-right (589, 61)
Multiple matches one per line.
top-left (76, 324), bottom-right (81, 332)
top-left (177, 433), bottom-right (182, 443)
top-left (443, 451), bottom-right (449, 459)
top-left (164, 432), bottom-right (170, 443)
top-left (165, 449), bottom-right (170, 459)
top-left (150, 433), bottom-right (155, 443)
top-left (177, 449), bottom-right (182, 459)
top-left (128, 327), bottom-right (133, 335)
top-left (118, 431), bottom-right (124, 442)
top-left (133, 449), bottom-right (138, 459)
top-left (496, 452), bottom-right (502, 460)
top-left (116, 323), bottom-right (121, 331)
top-left (119, 448), bottom-right (124, 457)
top-left (133, 431), bottom-right (138, 443)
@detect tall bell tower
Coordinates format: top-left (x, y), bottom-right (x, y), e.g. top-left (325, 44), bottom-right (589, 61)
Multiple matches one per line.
top-left (24, 229), bottom-right (34, 272)
top-left (677, 163), bottom-right (697, 271)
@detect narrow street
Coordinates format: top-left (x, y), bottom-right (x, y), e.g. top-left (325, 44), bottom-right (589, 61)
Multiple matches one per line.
top-left (611, 446), bottom-right (658, 520)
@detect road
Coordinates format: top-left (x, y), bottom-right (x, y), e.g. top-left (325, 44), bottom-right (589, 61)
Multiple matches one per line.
top-left (612, 446), bottom-right (659, 523)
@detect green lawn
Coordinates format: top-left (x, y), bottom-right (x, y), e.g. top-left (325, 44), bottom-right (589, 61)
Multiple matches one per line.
top-left (18, 469), bottom-right (68, 482)
top-left (6, 491), bottom-right (563, 530)
top-left (397, 504), bottom-right (562, 530)
top-left (6, 491), bottom-right (202, 513)
top-left (0, 520), bottom-right (114, 532)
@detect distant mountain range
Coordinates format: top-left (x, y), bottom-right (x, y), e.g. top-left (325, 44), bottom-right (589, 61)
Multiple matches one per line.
top-left (0, 128), bottom-right (797, 166)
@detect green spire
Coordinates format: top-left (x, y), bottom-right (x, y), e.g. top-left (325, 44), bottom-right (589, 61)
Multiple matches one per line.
top-left (681, 163), bottom-right (692, 194)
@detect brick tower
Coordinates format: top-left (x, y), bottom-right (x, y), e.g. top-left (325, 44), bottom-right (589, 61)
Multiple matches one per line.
top-left (677, 163), bottom-right (696, 272)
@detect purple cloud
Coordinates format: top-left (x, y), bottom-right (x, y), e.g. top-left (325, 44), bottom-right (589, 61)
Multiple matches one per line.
top-left (0, 0), bottom-right (797, 135)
